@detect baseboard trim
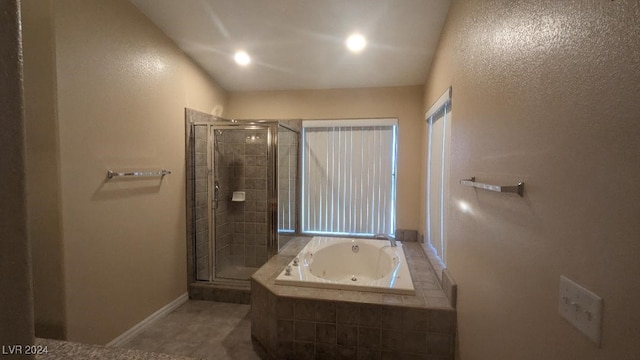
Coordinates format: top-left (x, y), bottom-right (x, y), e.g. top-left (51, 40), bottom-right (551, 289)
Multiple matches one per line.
top-left (106, 292), bottom-right (189, 347)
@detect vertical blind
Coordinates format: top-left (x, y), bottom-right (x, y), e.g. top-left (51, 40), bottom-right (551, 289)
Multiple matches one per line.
top-left (425, 87), bottom-right (451, 263)
top-left (278, 128), bottom-right (298, 233)
top-left (302, 119), bottom-right (397, 236)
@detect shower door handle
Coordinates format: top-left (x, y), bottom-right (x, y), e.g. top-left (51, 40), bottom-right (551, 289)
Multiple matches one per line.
top-left (213, 181), bottom-right (220, 209)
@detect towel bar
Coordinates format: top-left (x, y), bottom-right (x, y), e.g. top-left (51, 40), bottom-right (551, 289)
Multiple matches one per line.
top-left (107, 169), bottom-right (171, 179)
top-left (460, 176), bottom-right (524, 197)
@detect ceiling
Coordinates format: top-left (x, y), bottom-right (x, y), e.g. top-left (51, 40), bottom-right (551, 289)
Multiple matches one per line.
top-left (129, 0), bottom-right (451, 92)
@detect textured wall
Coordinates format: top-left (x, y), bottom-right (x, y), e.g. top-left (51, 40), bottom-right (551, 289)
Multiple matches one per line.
top-left (0, 0), bottom-right (35, 354)
top-left (227, 85), bottom-right (424, 231)
top-left (21, 0), bottom-right (67, 339)
top-left (52, 0), bottom-right (227, 344)
top-left (423, 0), bottom-right (640, 358)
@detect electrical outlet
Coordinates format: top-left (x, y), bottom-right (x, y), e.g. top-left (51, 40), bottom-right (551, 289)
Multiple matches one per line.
top-left (558, 275), bottom-right (603, 346)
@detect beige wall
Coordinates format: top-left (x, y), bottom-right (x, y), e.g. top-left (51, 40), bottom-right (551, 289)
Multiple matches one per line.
top-left (423, 0), bottom-right (640, 359)
top-left (0, 0), bottom-right (36, 353)
top-left (21, 0), bottom-right (228, 344)
top-left (227, 86), bottom-right (424, 231)
top-left (22, 0), bottom-right (67, 340)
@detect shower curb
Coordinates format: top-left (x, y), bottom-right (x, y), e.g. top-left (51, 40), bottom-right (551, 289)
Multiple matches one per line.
top-left (188, 281), bottom-right (251, 304)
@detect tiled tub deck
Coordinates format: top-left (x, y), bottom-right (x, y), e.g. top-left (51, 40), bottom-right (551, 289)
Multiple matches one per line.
top-left (251, 238), bottom-right (456, 360)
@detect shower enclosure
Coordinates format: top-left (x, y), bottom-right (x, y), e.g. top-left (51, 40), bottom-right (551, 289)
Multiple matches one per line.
top-left (185, 109), bottom-right (299, 285)
top-left (276, 124), bottom-right (299, 250)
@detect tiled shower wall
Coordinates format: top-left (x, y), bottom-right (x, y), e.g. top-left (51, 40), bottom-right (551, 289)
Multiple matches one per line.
top-left (191, 126), bottom-right (270, 280)
top-left (217, 129), bottom-right (269, 270)
top-left (212, 130), bottom-right (231, 274)
top-left (194, 125), bottom-right (210, 280)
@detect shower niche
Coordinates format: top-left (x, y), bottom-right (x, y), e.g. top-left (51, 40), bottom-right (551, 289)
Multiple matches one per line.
top-left (185, 108), bottom-right (300, 299)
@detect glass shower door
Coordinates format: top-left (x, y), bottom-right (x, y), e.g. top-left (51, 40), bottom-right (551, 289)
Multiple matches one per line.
top-left (277, 125), bottom-right (299, 250)
top-left (213, 126), bottom-right (271, 280)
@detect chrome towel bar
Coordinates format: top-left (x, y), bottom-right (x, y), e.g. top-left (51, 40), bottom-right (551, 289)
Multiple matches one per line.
top-left (107, 169), bottom-right (172, 179)
top-left (460, 176), bottom-right (524, 197)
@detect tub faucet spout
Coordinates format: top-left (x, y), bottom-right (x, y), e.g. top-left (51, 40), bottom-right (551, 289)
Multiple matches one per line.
top-left (374, 233), bottom-right (397, 247)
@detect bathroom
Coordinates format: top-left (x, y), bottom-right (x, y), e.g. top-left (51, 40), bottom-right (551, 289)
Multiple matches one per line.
top-left (2, 0), bottom-right (639, 359)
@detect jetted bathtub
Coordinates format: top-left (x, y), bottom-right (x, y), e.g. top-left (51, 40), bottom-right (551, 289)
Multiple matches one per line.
top-left (275, 236), bottom-right (415, 295)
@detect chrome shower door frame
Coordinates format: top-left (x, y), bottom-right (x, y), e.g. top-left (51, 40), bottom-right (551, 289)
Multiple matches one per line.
top-left (209, 123), bottom-right (277, 280)
top-left (185, 108), bottom-right (279, 284)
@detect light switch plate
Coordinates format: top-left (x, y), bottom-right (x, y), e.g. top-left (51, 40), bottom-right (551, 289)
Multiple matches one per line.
top-left (558, 275), bottom-right (603, 346)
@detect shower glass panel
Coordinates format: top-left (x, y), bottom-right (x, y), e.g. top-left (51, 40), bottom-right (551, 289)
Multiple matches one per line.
top-left (277, 125), bottom-right (299, 250)
top-left (186, 109), bottom-right (297, 285)
top-left (213, 127), bottom-right (270, 280)
top-left (192, 124), bottom-right (212, 281)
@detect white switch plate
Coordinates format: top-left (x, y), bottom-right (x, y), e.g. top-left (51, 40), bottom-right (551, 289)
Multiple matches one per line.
top-left (558, 275), bottom-right (603, 346)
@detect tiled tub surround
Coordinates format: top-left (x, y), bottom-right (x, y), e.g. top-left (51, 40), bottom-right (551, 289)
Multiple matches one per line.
top-left (252, 238), bottom-right (456, 359)
top-left (275, 237), bottom-right (415, 295)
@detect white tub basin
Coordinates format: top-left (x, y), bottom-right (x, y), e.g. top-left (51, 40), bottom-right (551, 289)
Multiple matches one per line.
top-left (275, 236), bottom-right (415, 295)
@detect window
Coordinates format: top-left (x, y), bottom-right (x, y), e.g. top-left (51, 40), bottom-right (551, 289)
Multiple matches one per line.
top-left (277, 125), bottom-right (298, 233)
top-left (301, 119), bottom-right (398, 237)
top-left (426, 88), bottom-right (451, 263)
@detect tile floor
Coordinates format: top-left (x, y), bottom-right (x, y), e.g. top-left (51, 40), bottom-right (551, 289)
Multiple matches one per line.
top-left (37, 338), bottom-right (196, 360)
top-left (120, 300), bottom-right (265, 360)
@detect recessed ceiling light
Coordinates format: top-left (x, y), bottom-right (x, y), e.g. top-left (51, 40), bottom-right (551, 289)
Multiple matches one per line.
top-left (234, 50), bottom-right (251, 66)
top-left (345, 33), bottom-right (367, 53)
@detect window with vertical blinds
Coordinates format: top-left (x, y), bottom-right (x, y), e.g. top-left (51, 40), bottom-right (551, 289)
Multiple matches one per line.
top-left (301, 119), bottom-right (398, 236)
top-left (426, 88), bottom-right (451, 264)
